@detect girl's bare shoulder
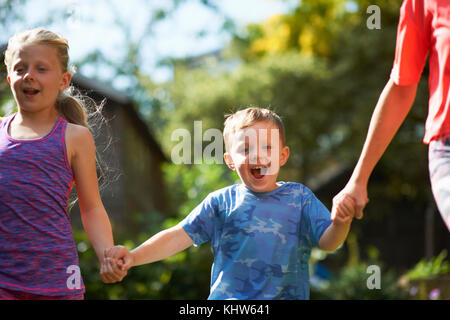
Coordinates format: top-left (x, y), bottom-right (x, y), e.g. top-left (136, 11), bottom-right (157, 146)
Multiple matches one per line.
top-left (66, 122), bottom-right (92, 140)
top-left (65, 122), bottom-right (95, 154)
top-left (64, 122), bottom-right (95, 169)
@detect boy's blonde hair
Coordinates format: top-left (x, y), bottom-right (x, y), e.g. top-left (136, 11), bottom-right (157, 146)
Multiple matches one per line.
top-left (223, 107), bottom-right (286, 151)
top-left (4, 28), bottom-right (98, 128)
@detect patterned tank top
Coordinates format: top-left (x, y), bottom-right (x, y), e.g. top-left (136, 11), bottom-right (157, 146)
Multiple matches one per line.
top-left (0, 113), bottom-right (85, 296)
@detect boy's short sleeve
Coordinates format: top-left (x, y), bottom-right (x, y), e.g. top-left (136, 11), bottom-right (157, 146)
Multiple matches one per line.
top-left (178, 194), bottom-right (217, 247)
top-left (302, 190), bottom-right (332, 247)
top-left (390, 0), bottom-right (430, 85)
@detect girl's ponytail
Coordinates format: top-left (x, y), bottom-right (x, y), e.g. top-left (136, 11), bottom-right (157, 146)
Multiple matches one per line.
top-left (56, 87), bottom-right (88, 127)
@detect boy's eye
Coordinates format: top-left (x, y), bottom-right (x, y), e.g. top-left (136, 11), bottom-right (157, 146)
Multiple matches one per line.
top-left (37, 67), bottom-right (46, 72)
top-left (237, 146), bottom-right (249, 154)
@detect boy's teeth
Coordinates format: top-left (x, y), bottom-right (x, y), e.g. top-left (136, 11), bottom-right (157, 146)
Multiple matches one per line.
top-left (24, 88), bottom-right (39, 93)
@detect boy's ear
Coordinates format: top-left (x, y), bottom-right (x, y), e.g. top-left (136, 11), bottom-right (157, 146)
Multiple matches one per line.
top-left (279, 146), bottom-right (290, 167)
top-left (224, 152), bottom-right (236, 171)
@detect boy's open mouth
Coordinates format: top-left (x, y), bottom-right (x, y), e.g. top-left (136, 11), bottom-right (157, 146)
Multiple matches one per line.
top-left (250, 166), bottom-right (266, 179)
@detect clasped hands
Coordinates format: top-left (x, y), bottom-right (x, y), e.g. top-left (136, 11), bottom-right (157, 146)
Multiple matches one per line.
top-left (100, 245), bottom-right (133, 284)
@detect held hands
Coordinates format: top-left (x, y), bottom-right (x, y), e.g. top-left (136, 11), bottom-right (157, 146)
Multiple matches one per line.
top-left (333, 180), bottom-right (369, 220)
top-left (100, 245), bottom-right (134, 284)
top-left (331, 192), bottom-right (356, 226)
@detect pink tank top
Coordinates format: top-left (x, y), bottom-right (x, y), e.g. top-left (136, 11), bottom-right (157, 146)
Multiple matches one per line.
top-left (0, 114), bottom-right (85, 296)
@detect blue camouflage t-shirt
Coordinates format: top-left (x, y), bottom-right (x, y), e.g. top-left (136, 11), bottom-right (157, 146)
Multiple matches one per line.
top-left (179, 181), bottom-right (332, 300)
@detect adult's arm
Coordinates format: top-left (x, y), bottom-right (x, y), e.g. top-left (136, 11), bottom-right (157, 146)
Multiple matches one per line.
top-left (334, 79), bottom-right (418, 219)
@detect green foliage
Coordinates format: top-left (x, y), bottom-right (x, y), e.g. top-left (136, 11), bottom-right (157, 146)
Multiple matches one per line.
top-left (399, 251), bottom-right (450, 300)
top-left (0, 96), bottom-right (15, 117)
top-left (311, 261), bottom-right (407, 299)
top-left (310, 236), bottom-right (407, 299)
top-left (404, 250), bottom-right (450, 280)
top-left (162, 162), bottom-right (237, 220)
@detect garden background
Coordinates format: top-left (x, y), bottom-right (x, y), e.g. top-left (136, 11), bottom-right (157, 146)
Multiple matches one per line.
top-left (0, 0), bottom-right (449, 299)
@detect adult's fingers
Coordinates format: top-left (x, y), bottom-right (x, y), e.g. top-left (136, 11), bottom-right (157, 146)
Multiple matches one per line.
top-left (354, 197), bottom-right (369, 219)
top-left (355, 207), bottom-right (364, 219)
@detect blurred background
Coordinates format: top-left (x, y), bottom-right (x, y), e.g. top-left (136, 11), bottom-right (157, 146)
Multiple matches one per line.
top-left (0, 0), bottom-right (449, 299)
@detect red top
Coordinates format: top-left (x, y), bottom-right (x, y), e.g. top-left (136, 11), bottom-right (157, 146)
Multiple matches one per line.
top-left (390, 0), bottom-right (450, 144)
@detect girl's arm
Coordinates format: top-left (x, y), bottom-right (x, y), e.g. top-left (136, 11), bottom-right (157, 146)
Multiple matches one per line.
top-left (106, 225), bottom-right (194, 271)
top-left (66, 123), bottom-right (125, 283)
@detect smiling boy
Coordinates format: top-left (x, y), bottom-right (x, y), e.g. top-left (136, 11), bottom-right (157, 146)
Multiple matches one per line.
top-left (105, 107), bottom-right (355, 300)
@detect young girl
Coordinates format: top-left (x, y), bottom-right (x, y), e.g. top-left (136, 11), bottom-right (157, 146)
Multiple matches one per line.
top-left (0, 28), bottom-right (125, 300)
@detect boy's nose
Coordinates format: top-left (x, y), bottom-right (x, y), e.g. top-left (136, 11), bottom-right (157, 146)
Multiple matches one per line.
top-left (248, 149), bottom-right (270, 165)
top-left (23, 69), bottom-right (35, 81)
top-left (248, 151), bottom-right (257, 165)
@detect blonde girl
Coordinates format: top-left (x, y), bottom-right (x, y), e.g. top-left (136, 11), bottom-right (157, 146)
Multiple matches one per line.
top-left (0, 28), bottom-right (124, 300)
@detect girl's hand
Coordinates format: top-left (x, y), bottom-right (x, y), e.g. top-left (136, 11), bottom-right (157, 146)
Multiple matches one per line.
top-left (99, 255), bottom-right (127, 284)
top-left (104, 245), bottom-right (134, 272)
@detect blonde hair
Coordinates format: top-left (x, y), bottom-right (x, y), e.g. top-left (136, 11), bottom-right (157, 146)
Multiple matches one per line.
top-left (4, 28), bottom-right (98, 128)
top-left (223, 107), bottom-right (286, 151)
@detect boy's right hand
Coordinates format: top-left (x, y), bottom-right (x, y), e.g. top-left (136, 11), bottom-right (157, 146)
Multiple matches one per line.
top-left (333, 181), bottom-right (369, 219)
top-left (331, 193), bottom-right (356, 225)
top-left (104, 245), bottom-right (134, 272)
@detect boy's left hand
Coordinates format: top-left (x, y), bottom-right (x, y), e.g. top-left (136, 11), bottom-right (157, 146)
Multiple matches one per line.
top-left (331, 193), bottom-right (355, 226)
